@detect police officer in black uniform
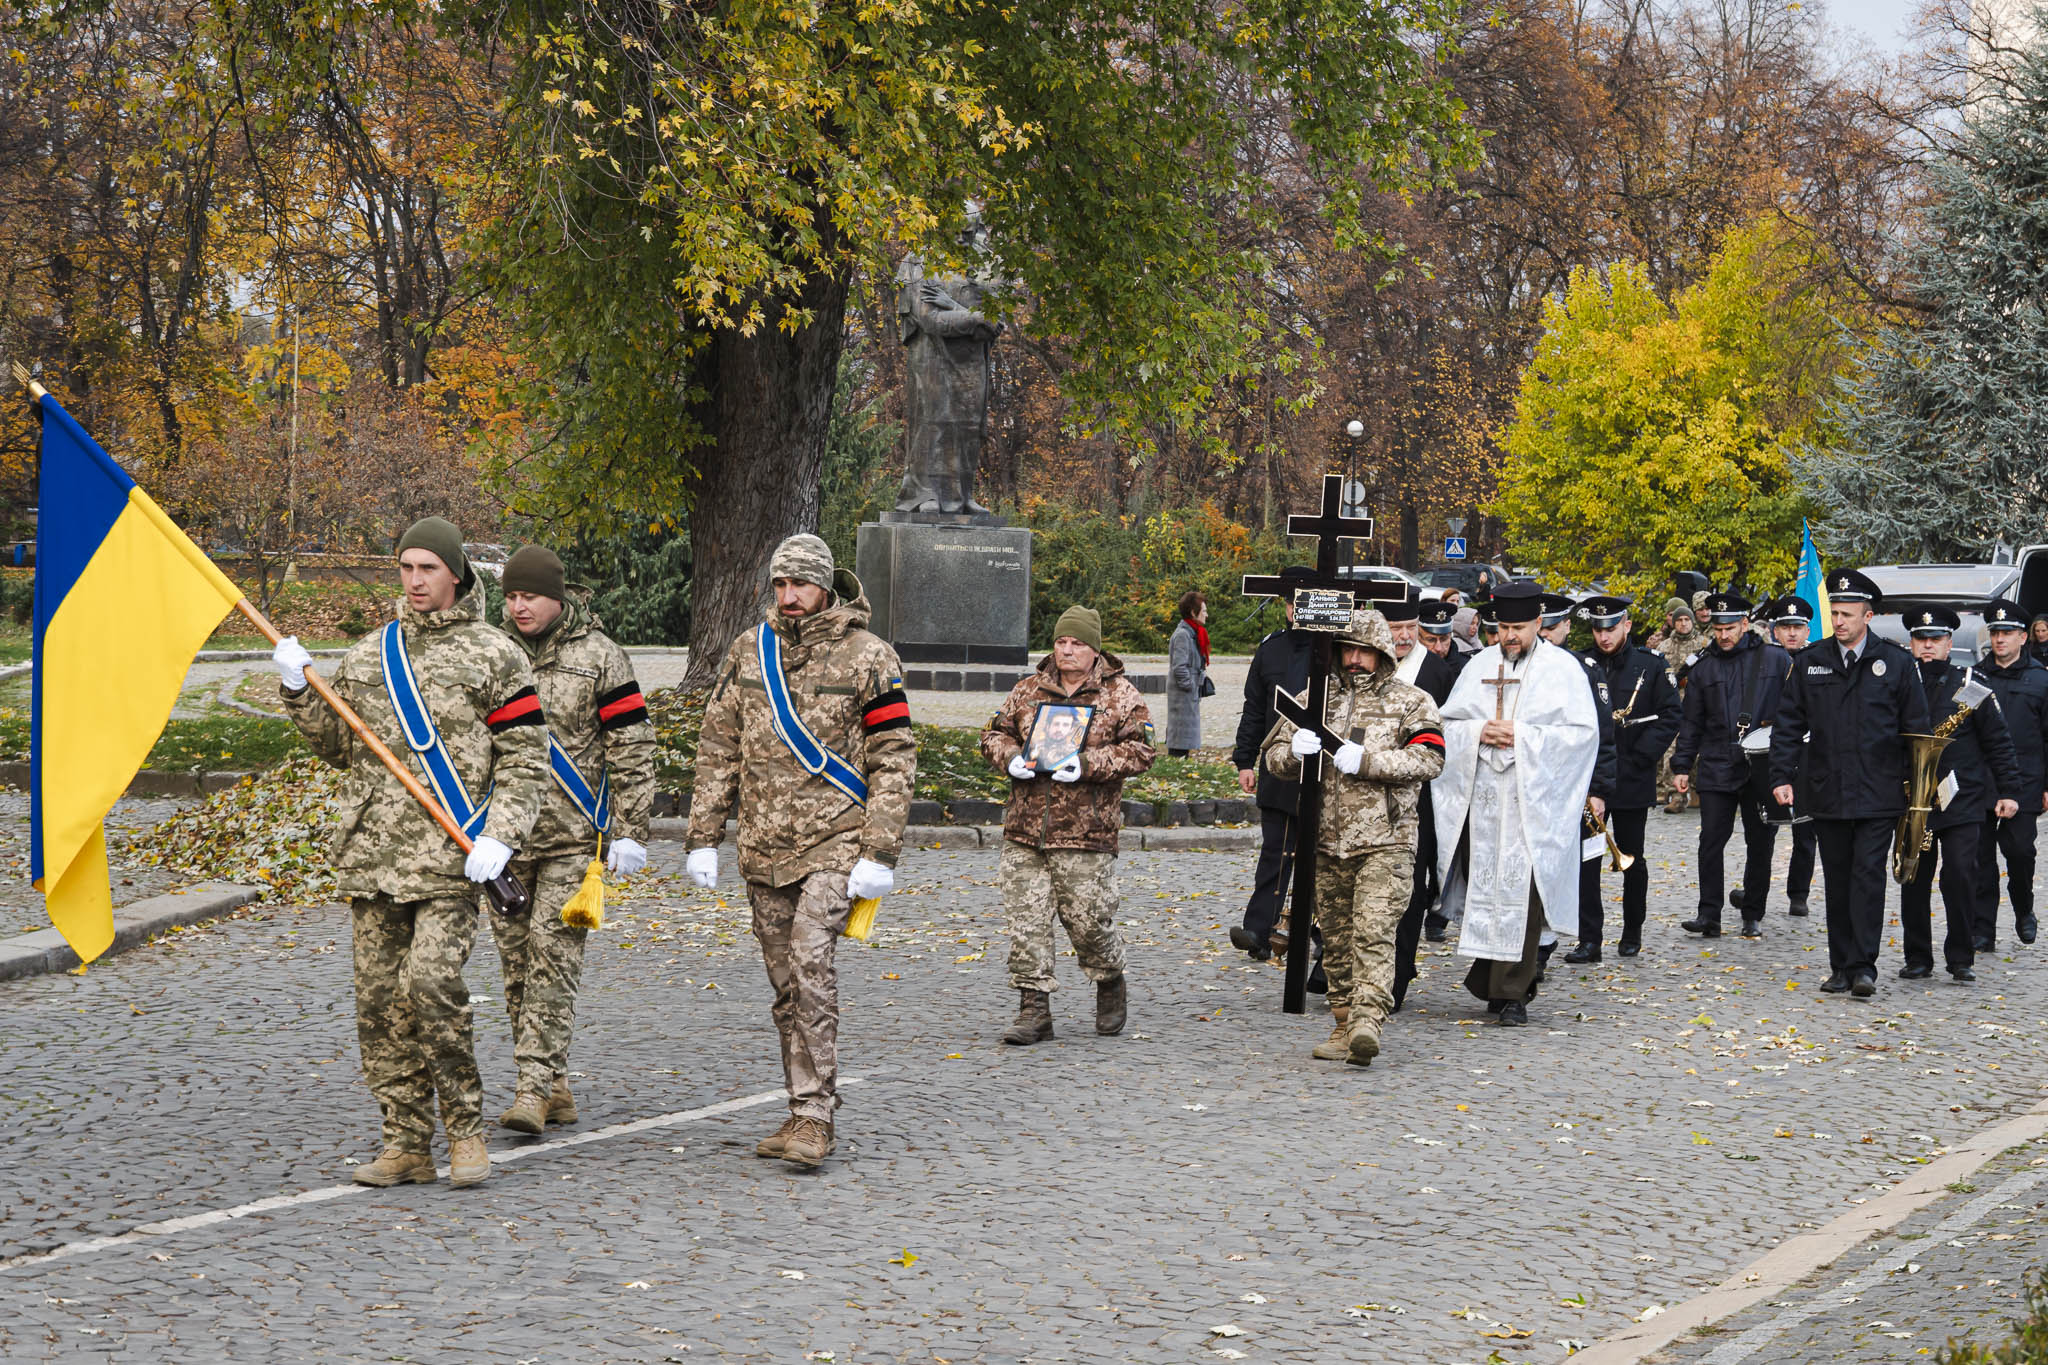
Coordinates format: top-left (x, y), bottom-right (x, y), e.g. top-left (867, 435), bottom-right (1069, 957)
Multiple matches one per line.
top-left (1746, 595), bottom-right (1819, 918)
top-left (1974, 598), bottom-right (2048, 950)
top-left (1417, 599), bottom-right (1470, 679)
top-left (1769, 569), bottom-right (1932, 997)
top-left (1673, 592), bottom-right (1791, 938)
top-left (1569, 595), bottom-right (1680, 961)
top-left (1899, 605), bottom-right (2022, 982)
top-left (1231, 567), bottom-right (1317, 960)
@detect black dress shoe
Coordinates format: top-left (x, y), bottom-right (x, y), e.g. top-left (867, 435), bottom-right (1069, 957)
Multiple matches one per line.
top-left (1565, 943), bottom-right (1601, 964)
top-left (2019, 916), bottom-right (2039, 944)
top-left (1729, 887), bottom-right (1748, 911)
top-left (1497, 1000), bottom-right (1528, 1026)
top-left (1229, 926), bottom-right (1272, 961)
top-left (1850, 972), bottom-right (1877, 998)
top-left (1788, 899), bottom-right (1809, 917)
top-left (1820, 972), bottom-right (1850, 993)
top-left (1425, 915), bottom-right (1448, 943)
top-left (1485, 999), bottom-right (1505, 1015)
top-left (1898, 963), bottom-right (1933, 979)
top-left (1975, 935), bottom-right (1997, 953)
top-left (1681, 918), bottom-right (1723, 938)
top-left (1740, 917), bottom-right (1763, 938)
top-left (1950, 964), bottom-right (1977, 982)
top-left (1618, 940), bottom-right (1642, 957)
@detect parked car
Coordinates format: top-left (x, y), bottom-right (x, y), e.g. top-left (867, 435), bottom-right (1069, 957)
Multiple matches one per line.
top-left (1861, 560), bottom-right (2048, 665)
top-left (1335, 564), bottom-right (1445, 602)
top-left (1414, 562), bottom-right (1511, 600)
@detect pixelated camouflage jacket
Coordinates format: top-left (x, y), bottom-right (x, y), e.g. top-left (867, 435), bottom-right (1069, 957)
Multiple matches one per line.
top-left (687, 568), bottom-right (916, 887)
top-left (283, 577), bottom-right (549, 901)
top-left (1263, 619), bottom-right (1446, 858)
top-left (980, 653), bottom-right (1157, 853)
top-left (501, 590), bottom-right (657, 859)
top-left (1658, 626), bottom-right (1704, 681)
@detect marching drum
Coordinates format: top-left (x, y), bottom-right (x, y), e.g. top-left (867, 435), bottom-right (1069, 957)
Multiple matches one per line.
top-left (1741, 726), bottom-right (1799, 824)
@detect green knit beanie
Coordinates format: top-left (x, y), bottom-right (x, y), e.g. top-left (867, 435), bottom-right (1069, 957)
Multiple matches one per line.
top-left (503, 545), bottom-right (566, 601)
top-left (396, 517), bottom-right (470, 587)
top-left (1052, 605), bottom-right (1103, 652)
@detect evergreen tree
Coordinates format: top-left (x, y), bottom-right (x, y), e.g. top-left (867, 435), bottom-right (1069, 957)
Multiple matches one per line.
top-left (1800, 46), bottom-right (2048, 561)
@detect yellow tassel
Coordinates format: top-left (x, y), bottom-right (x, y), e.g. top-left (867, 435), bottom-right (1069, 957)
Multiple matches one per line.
top-left (843, 896), bottom-right (881, 942)
top-left (561, 857), bottom-right (606, 930)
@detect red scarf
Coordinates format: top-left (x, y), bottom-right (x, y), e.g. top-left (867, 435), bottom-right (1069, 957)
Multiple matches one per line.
top-left (1186, 616), bottom-right (1210, 665)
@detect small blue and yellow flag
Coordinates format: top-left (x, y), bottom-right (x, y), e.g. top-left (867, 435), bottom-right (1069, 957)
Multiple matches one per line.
top-left (29, 387), bottom-right (242, 963)
top-left (1793, 518), bottom-right (1831, 626)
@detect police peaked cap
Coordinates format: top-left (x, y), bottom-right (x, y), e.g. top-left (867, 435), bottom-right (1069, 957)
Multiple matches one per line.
top-left (1907, 604), bottom-right (1961, 636)
top-left (1418, 600), bottom-right (1459, 633)
top-left (1280, 564), bottom-right (1317, 583)
top-left (1985, 597), bottom-right (2028, 630)
top-left (1575, 594), bottom-right (1633, 627)
top-left (1828, 568), bottom-right (1883, 605)
top-left (1489, 577), bottom-right (1573, 624)
top-left (1378, 595), bottom-right (1423, 623)
top-left (1702, 591), bottom-right (1752, 623)
top-left (1770, 595), bottom-right (1815, 625)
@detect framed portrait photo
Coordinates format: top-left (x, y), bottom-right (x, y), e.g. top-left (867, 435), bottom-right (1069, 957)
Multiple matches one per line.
top-left (1024, 702), bottom-right (1094, 774)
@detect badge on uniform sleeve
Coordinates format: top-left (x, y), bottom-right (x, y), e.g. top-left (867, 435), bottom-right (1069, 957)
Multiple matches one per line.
top-left (1144, 720), bottom-right (1155, 743)
top-left (1873, 659), bottom-right (1886, 677)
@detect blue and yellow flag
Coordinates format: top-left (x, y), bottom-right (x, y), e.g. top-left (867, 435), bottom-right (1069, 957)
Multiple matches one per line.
top-left (1793, 518), bottom-right (1831, 626)
top-left (30, 388), bottom-right (242, 963)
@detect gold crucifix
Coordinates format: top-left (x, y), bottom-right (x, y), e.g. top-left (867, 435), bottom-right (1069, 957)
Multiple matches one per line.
top-left (1482, 663), bottom-right (1521, 720)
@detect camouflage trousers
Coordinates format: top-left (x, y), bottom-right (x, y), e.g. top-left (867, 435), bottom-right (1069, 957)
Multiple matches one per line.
top-left (1001, 841), bottom-right (1126, 993)
top-left (489, 854), bottom-right (592, 1096)
top-left (748, 870), bottom-right (852, 1122)
top-left (352, 894), bottom-right (485, 1150)
top-left (1314, 847), bottom-right (1412, 1026)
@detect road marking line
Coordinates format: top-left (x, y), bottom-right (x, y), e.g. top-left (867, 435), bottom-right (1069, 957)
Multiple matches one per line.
top-left (1573, 1096), bottom-right (2048, 1364)
top-left (1698, 1168), bottom-right (2048, 1365)
top-left (0, 1080), bottom-right (855, 1275)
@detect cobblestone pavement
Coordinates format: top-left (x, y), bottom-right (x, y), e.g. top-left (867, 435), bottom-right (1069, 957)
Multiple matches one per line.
top-left (5, 811), bottom-right (2048, 1362)
top-left (0, 792), bottom-right (200, 939)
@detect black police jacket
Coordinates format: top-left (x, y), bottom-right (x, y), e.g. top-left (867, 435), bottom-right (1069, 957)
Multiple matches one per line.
top-left (1769, 634), bottom-right (1931, 819)
top-left (1411, 647), bottom-right (1456, 706)
top-left (1574, 653), bottom-right (1620, 804)
top-left (1977, 654), bottom-right (2048, 803)
top-left (1675, 633), bottom-right (1791, 793)
top-left (1232, 627), bottom-right (1315, 813)
top-left (1580, 643), bottom-right (1681, 809)
top-left (1918, 660), bottom-right (2024, 829)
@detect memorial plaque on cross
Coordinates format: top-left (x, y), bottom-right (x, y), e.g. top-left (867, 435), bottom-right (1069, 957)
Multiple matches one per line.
top-left (1241, 473), bottom-right (1408, 1015)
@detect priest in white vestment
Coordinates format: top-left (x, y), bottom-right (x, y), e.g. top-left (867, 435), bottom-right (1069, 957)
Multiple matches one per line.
top-left (1434, 580), bottom-right (1601, 1024)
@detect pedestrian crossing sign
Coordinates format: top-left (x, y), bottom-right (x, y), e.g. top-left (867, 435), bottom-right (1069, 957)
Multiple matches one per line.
top-left (1444, 536), bottom-right (1467, 560)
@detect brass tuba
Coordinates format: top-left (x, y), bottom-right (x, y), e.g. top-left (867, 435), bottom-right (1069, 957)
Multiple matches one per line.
top-left (1893, 676), bottom-right (1993, 884)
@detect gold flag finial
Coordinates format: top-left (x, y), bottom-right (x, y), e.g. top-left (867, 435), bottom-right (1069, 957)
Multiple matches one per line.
top-left (10, 361), bottom-right (48, 402)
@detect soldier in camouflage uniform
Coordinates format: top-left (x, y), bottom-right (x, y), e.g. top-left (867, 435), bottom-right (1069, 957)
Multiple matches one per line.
top-left (980, 605), bottom-right (1157, 1045)
top-left (490, 545), bottom-right (657, 1135)
top-left (273, 517), bottom-right (549, 1190)
top-left (1264, 609), bottom-right (1445, 1066)
top-left (687, 534), bottom-right (916, 1169)
top-left (1656, 601), bottom-right (1703, 812)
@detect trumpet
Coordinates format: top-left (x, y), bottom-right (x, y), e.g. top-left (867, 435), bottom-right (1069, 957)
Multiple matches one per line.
top-left (1585, 799), bottom-right (1636, 872)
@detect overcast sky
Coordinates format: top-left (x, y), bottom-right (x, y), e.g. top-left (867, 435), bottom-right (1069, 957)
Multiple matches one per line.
top-left (1833, 0), bottom-right (1924, 55)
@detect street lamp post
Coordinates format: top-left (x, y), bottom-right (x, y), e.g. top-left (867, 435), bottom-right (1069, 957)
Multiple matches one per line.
top-left (1341, 419), bottom-right (1364, 574)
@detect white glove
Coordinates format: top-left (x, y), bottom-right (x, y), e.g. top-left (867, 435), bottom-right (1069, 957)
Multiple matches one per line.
top-left (605, 837), bottom-right (648, 877)
top-left (274, 636), bottom-right (313, 691)
top-left (1333, 741), bottom-right (1365, 776)
top-left (464, 836), bottom-right (513, 883)
top-left (1052, 755), bottom-right (1084, 783)
top-left (686, 847), bottom-right (719, 888)
top-left (1007, 754), bottom-right (1036, 781)
top-left (846, 858), bottom-right (894, 900)
top-left (1290, 728), bottom-right (1323, 757)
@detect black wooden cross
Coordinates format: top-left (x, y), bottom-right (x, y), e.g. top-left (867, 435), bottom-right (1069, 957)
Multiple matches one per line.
top-left (1241, 472), bottom-right (1408, 1015)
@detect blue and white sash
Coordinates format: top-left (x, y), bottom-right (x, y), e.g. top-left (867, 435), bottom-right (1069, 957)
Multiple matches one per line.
top-left (756, 622), bottom-right (868, 808)
top-left (380, 621), bottom-right (492, 838)
top-left (548, 734), bottom-right (611, 832)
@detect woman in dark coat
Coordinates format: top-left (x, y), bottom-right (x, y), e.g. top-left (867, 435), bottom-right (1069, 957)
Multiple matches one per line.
top-left (1165, 590), bottom-right (1210, 757)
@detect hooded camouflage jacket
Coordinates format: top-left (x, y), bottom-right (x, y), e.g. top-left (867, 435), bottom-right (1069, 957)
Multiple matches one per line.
top-left (688, 569), bottom-right (916, 887)
top-left (501, 590), bottom-right (657, 859)
top-left (283, 577), bottom-right (549, 900)
top-left (1263, 613), bottom-right (1446, 858)
top-left (980, 653), bottom-right (1157, 853)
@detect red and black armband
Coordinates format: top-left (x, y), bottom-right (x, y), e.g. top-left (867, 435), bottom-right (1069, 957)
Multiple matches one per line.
top-left (596, 682), bottom-right (650, 731)
top-left (1405, 724), bottom-right (1445, 750)
top-left (486, 686), bottom-right (544, 732)
top-left (862, 688), bottom-right (912, 734)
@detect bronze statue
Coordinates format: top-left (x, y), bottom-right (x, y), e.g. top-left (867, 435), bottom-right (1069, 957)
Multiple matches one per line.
top-left (895, 243), bottom-right (1001, 519)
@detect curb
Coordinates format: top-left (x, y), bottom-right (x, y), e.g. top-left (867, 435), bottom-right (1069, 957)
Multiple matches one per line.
top-left (0, 765), bottom-right (256, 800)
top-left (193, 648), bottom-right (349, 663)
top-left (645, 818), bottom-right (1257, 852)
top-left (0, 882), bottom-right (266, 984)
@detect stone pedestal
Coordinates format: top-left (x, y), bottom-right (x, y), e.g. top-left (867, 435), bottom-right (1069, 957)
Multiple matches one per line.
top-left (856, 520), bottom-right (1032, 665)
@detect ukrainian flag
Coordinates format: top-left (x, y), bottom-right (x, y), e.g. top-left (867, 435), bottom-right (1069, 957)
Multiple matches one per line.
top-left (30, 387), bottom-right (242, 963)
top-left (1793, 518), bottom-right (1831, 625)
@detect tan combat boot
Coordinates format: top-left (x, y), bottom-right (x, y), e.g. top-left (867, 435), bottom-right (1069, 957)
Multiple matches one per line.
top-left (1312, 1005), bottom-right (1352, 1060)
top-left (499, 1092), bottom-right (547, 1135)
top-left (352, 1146), bottom-right (435, 1187)
top-left (1347, 1012), bottom-right (1383, 1066)
top-left (1095, 976), bottom-right (1127, 1036)
top-left (781, 1116), bottom-right (835, 1169)
top-left (449, 1135), bottom-right (490, 1188)
top-left (546, 1078), bottom-right (578, 1125)
top-left (1001, 989), bottom-right (1053, 1045)
top-left (755, 1115), bottom-right (802, 1159)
